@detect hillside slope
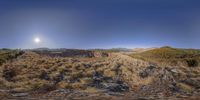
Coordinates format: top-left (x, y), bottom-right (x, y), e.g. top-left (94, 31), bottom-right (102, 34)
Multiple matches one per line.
top-left (130, 46), bottom-right (200, 67)
top-left (0, 49), bottom-right (200, 99)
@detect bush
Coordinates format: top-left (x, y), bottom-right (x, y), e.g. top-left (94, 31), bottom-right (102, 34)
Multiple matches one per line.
top-left (0, 58), bottom-right (5, 65)
top-left (31, 80), bottom-right (51, 90)
top-left (186, 59), bottom-right (198, 67)
top-left (176, 83), bottom-right (193, 93)
top-left (39, 70), bottom-right (50, 80)
top-left (3, 68), bottom-right (16, 81)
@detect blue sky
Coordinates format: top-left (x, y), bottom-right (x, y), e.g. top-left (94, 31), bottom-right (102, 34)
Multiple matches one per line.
top-left (0, 0), bottom-right (200, 49)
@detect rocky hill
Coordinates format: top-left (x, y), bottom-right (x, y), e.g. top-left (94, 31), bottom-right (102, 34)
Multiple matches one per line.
top-left (0, 48), bottom-right (200, 99)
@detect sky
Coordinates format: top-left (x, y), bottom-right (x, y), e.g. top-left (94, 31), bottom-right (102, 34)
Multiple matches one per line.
top-left (0, 0), bottom-right (200, 49)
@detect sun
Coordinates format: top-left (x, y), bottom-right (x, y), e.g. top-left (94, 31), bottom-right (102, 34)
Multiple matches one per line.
top-left (34, 37), bottom-right (41, 43)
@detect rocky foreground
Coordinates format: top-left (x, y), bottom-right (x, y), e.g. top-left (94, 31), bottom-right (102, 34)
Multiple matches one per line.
top-left (0, 50), bottom-right (200, 99)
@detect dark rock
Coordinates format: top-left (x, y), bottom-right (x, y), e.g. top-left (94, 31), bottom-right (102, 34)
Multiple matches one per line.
top-left (137, 97), bottom-right (149, 100)
top-left (103, 83), bottom-right (129, 92)
top-left (3, 68), bottom-right (16, 81)
top-left (48, 89), bottom-right (72, 96)
top-left (0, 89), bottom-right (10, 92)
top-left (158, 67), bottom-right (176, 83)
top-left (83, 63), bottom-right (91, 68)
top-left (54, 72), bottom-right (65, 84)
top-left (39, 70), bottom-right (50, 80)
top-left (186, 59), bottom-right (198, 67)
top-left (182, 78), bottom-right (200, 89)
top-left (139, 65), bottom-right (156, 78)
top-left (169, 82), bottom-right (179, 92)
top-left (11, 93), bottom-right (29, 97)
top-left (92, 71), bottom-right (103, 88)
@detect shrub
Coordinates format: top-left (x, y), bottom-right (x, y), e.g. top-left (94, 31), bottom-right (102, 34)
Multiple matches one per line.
top-left (56, 81), bottom-right (70, 89)
top-left (39, 70), bottom-right (50, 80)
top-left (176, 83), bottom-right (193, 93)
top-left (0, 58), bottom-right (5, 65)
top-left (71, 83), bottom-right (86, 89)
top-left (30, 80), bottom-right (51, 90)
top-left (186, 59), bottom-right (198, 67)
top-left (0, 77), bottom-right (7, 88)
top-left (3, 68), bottom-right (16, 81)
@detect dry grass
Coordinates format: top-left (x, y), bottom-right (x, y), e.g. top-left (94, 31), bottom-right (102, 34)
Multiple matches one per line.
top-left (1, 48), bottom-right (200, 99)
top-left (130, 46), bottom-right (200, 67)
top-left (176, 83), bottom-right (194, 93)
top-left (0, 50), bottom-right (150, 93)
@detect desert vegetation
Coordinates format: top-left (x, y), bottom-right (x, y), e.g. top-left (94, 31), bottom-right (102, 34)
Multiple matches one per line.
top-left (0, 48), bottom-right (200, 99)
top-left (0, 49), bottom-right (24, 65)
top-left (130, 46), bottom-right (200, 67)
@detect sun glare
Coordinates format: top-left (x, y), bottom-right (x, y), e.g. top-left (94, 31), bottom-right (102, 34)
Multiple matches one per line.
top-left (34, 37), bottom-right (40, 43)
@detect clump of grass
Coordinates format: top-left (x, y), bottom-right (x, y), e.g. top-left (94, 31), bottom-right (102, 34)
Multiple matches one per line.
top-left (0, 49), bottom-right (24, 65)
top-left (30, 79), bottom-right (52, 90)
top-left (56, 81), bottom-right (71, 89)
top-left (186, 59), bottom-right (198, 67)
top-left (71, 83), bottom-right (86, 90)
top-left (2, 67), bottom-right (17, 81)
top-left (0, 77), bottom-right (8, 88)
top-left (104, 69), bottom-right (116, 78)
top-left (176, 83), bottom-right (194, 93)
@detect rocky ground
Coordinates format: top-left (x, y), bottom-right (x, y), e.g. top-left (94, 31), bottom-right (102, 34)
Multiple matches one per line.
top-left (1, 50), bottom-right (200, 99)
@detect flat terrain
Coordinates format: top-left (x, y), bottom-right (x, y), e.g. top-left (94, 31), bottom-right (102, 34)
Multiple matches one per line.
top-left (1, 47), bottom-right (200, 99)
